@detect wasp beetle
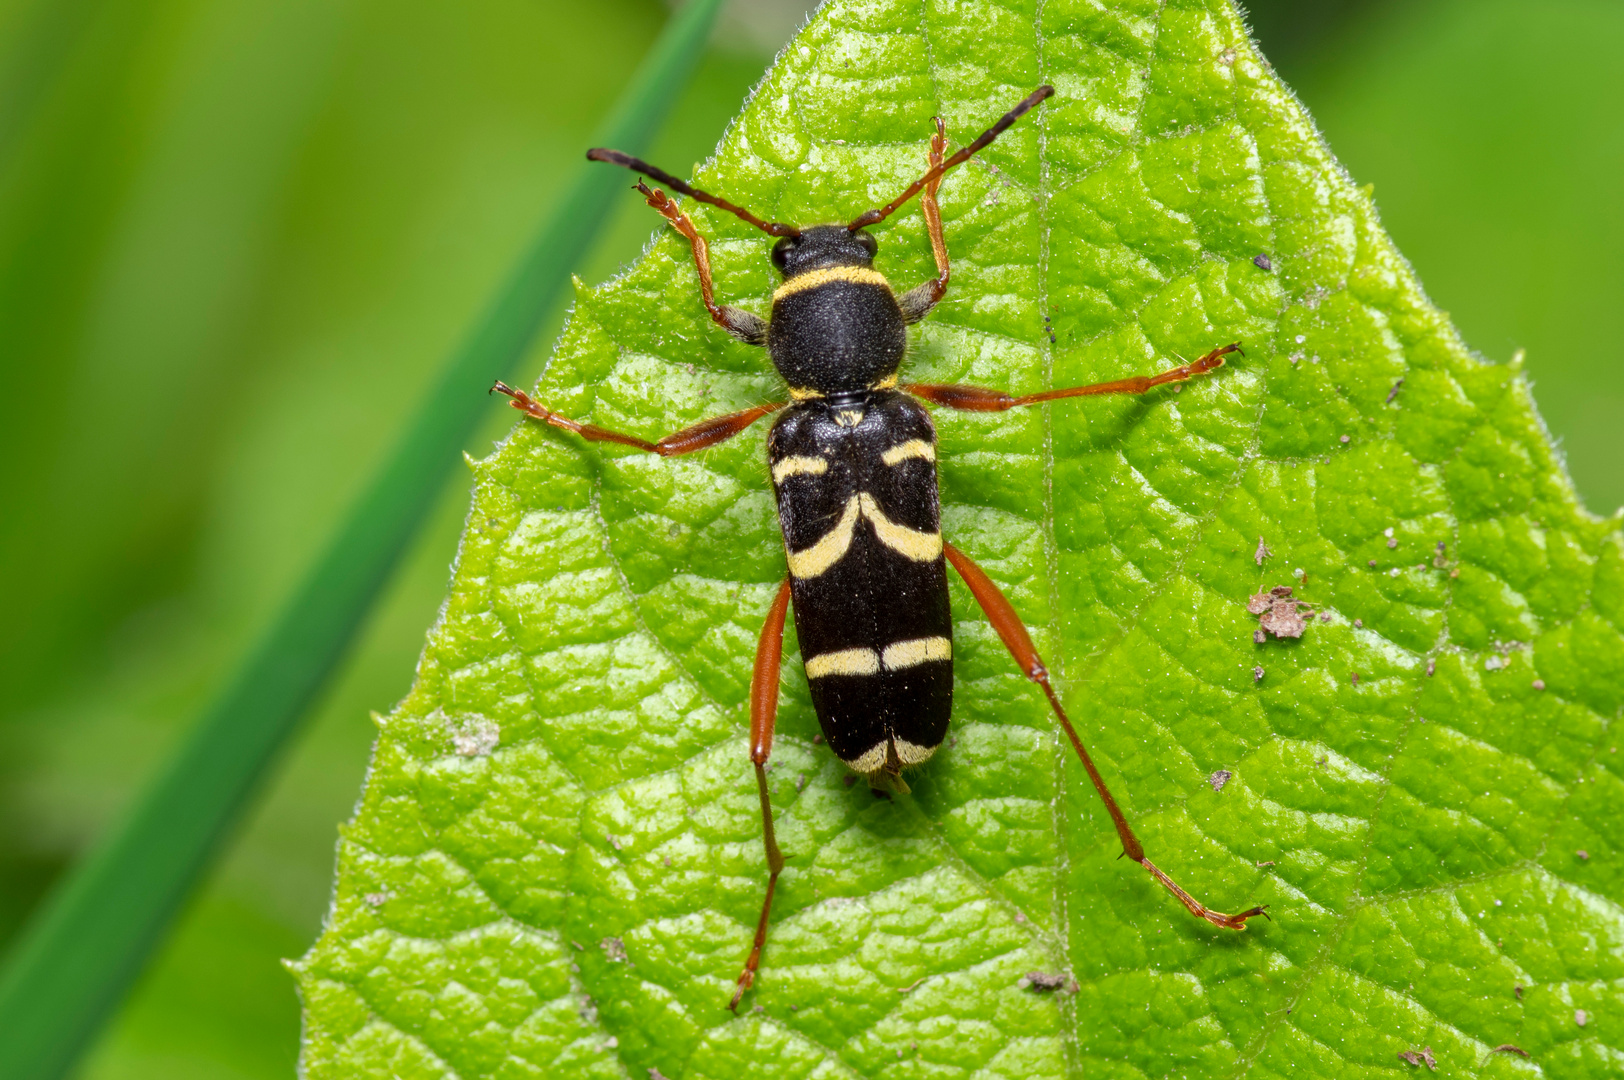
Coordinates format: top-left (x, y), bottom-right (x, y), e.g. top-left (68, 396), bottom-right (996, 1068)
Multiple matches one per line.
top-left (494, 85), bottom-right (1265, 1010)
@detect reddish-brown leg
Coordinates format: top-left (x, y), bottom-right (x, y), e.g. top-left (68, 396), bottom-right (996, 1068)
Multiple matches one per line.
top-left (909, 342), bottom-right (1242, 411)
top-left (943, 543), bottom-right (1267, 930)
top-left (491, 381), bottom-right (781, 457)
top-left (635, 182), bottom-right (768, 345)
top-left (898, 118), bottom-right (951, 324)
top-left (730, 577), bottom-right (794, 1011)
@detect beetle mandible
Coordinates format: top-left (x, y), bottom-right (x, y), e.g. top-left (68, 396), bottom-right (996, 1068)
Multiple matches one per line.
top-left (493, 85), bottom-right (1264, 1011)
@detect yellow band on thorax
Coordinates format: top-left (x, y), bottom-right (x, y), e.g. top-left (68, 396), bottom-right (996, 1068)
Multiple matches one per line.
top-left (772, 265), bottom-right (890, 302)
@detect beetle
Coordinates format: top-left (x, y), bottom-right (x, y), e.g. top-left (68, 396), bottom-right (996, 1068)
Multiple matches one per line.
top-left (493, 85), bottom-right (1265, 1011)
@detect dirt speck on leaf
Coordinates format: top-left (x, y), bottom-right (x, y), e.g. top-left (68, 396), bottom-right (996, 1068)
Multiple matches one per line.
top-left (601, 937), bottom-right (628, 962)
top-left (1255, 536), bottom-right (1272, 565)
top-left (1250, 586), bottom-right (1309, 640)
top-left (1398, 1046), bottom-right (1436, 1070)
top-left (1253, 665), bottom-right (1265, 683)
top-left (1209, 769), bottom-right (1233, 791)
top-left (1492, 1045), bottom-right (1530, 1058)
top-left (1021, 971), bottom-right (1076, 993)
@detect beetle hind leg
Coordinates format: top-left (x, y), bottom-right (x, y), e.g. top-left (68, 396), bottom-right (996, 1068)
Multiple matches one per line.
top-left (729, 579), bottom-right (794, 1012)
top-left (942, 542), bottom-right (1268, 931)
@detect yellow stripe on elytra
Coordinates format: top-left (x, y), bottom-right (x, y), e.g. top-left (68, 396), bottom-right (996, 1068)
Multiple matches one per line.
top-left (772, 265), bottom-right (890, 302)
top-left (859, 493), bottom-right (943, 562)
top-left (881, 636), bottom-right (952, 670)
top-left (786, 492), bottom-right (943, 579)
top-left (785, 495), bottom-right (862, 578)
top-left (881, 439), bottom-right (935, 467)
top-left (804, 647), bottom-right (880, 680)
top-left (771, 455), bottom-right (828, 485)
top-left (806, 636), bottom-right (951, 681)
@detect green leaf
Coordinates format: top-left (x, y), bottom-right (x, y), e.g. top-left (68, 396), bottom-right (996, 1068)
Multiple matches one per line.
top-left (297, 0), bottom-right (1624, 1075)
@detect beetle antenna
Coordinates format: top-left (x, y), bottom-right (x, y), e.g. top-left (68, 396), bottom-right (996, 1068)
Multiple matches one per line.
top-left (846, 85), bottom-right (1054, 232)
top-left (586, 149), bottom-right (800, 238)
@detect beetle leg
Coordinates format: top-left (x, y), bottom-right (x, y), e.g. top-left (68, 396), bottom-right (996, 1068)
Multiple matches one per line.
top-left (635, 182), bottom-right (768, 345)
top-left (908, 342), bottom-right (1241, 410)
top-left (898, 117), bottom-right (951, 324)
top-left (491, 382), bottom-right (781, 456)
top-left (730, 577), bottom-right (794, 1012)
top-left (943, 542), bottom-right (1268, 931)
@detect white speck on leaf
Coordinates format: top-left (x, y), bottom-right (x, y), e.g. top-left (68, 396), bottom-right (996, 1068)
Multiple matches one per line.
top-left (446, 712), bottom-right (500, 757)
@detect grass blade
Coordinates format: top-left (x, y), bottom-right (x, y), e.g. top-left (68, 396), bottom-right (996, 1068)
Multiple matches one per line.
top-left (0, 0), bottom-right (725, 1074)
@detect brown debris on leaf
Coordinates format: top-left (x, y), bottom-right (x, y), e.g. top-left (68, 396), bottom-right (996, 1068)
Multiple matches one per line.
top-left (1250, 586), bottom-right (1310, 640)
top-left (1021, 971), bottom-right (1076, 993)
top-left (1491, 1045), bottom-right (1530, 1058)
top-left (1255, 536), bottom-right (1272, 565)
top-left (1209, 769), bottom-right (1233, 791)
top-left (1398, 1046), bottom-right (1437, 1070)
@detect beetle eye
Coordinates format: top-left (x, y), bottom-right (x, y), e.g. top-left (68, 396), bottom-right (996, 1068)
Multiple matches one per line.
top-left (856, 230), bottom-right (878, 257)
top-left (770, 237), bottom-right (795, 271)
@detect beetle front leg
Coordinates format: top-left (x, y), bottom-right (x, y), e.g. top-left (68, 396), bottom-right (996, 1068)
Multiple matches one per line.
top-left (730, 577), bottom-right (794, 1011)
top-left (636, 182), bottom-right (768, 345)
top-left (897, 117), bottom-right (951, 325)
top-left (943, 542), bottom-right (1267, 931)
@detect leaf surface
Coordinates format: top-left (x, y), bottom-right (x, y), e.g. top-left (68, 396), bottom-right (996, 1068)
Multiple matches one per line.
top-left (297, 1), bottom-right (1624, 1075)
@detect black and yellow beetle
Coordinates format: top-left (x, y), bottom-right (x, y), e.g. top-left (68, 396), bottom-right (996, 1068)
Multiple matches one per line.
top-left (493, 85), bottom-right (1264, 1010)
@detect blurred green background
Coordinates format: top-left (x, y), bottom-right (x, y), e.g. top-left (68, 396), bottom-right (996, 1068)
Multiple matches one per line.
top-left (0, 0), bottom-right (1618, 1075)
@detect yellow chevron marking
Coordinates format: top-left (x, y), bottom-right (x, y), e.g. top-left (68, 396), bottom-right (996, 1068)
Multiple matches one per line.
top-left (804, 647), bottom-right (881, 680)
top-left (881, 439), bottom-right (936, 467)
top-left (859, 493), bottom-right (943, 562)
top-left (785, 495), bottom-right (861, 578)
top-left (772, 265), bottom-right (890, 302)
top-left (771, 455), bottom-right (828, 485)
top-left (786, 492), bottom-right (942, 579)
top-left (881, 636), bottom-right (952, 670)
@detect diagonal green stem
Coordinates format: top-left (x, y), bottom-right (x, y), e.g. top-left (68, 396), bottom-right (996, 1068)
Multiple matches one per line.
top-left (0, 0), bottom-right (724, 1074)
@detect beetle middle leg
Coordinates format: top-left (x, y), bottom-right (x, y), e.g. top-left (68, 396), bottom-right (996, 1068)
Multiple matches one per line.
top-left (729, 577), bottom-right (794, 1011)
top-left (908, 342), bottom-right (1242, 410)
top-left (634, 181), bottom-right (768, 345)
top-left (898, 117), bottom-right (951, 324)
top-left (491, 382), bottom-right (781, 456)
top-left (943, 542), bottom-right (1267, 931)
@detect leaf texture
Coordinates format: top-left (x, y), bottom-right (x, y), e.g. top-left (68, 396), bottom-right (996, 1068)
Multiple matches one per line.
top-left (296, 1), bottom-right (1624, 1076)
